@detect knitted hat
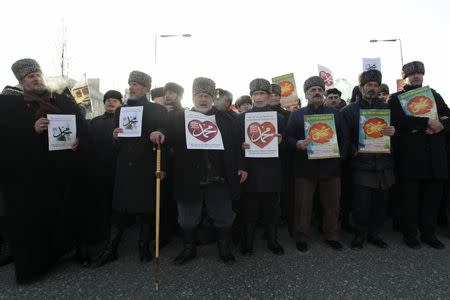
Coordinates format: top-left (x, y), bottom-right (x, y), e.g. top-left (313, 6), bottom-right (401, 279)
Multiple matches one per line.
top-left (128, 70), bottom-right (152, 88)
top-left (192, 77), bottom-right (215, 98)
top-left (325, 88), bottom-right (342, 97)
top-left (150, 87), bottom-right (164, 99)
top-left (164, 82), bottom-right (184, 97)
top-left (379, 83), bottom-right (389, 95)
top-left (1, 85), bottom-right (24, 96)
top-left (270, 83), bottom-right (281, 96)
top-left (401, 61), bottom-right (425, 79)
top-left (103, 89), bottom-right (123, 103)
top-left (11, 58), bottom-right (42, 81)
top-left (359, 69), bottom-right (382, 86)
top-left (303, 76), bottom-right (325, 93)
top-left (249, 78), bottom-right (271, 95)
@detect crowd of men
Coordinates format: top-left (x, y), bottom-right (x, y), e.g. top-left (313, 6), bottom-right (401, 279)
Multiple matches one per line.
top-left (0, 58), bottom-right (449, 284)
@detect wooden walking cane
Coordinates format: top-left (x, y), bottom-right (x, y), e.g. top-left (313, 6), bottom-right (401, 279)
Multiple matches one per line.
top-left (154, 143), bottom-right (161, 291)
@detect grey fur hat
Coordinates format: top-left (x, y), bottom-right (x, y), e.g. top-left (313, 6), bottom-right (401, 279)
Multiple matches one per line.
top-left (11, 58), bottom-right (42, 81)
top-left (270, 83), bottom-right (281, 96)
top-left (402, 61), bottom-right (425, 79)
top-left (303, 76), bottom-right (325, 93)
top-left (164, 82), bottom-right (184, 97)
top-left (359, 69), bottom-right (382, 86)
top-left (1, 85), bottom-right (24, 96)
top-left (128, 70), bottom-right (152, 88)
top-left (192, 77), bottom-right (216, 98)
top-left (249, 78), bottom-right (271, 95)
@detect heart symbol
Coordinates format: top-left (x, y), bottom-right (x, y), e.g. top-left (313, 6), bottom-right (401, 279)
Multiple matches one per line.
top-left (247, 122), bottom-right (276, 148)
top-left (188, 120), bottom-right (218, 142)
top-left (319, 71), bottom-right (333, 87)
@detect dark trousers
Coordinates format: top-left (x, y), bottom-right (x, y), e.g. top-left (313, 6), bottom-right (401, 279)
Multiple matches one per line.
top-left (352, 185), bottom-right (388, 236)
top-left (399, 179), bottom-right (443, 239)
top-left (177, 183), bottom-right (235, 230)
top-left (294, 177), bottom-right (340, 241)
top-left (243, 192), bottom-right (279, 225)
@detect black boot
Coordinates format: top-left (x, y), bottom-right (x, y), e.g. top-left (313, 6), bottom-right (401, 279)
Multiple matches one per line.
top-left (75, 240), bottom-right (90, 266)
top-left (351, 231), bottom-right (366, 250)
top-left (90, 225), bottom-right (122, 268)
top-left (138, 223), bottom-right (152, 262)
top-left (241, 223), bottom-right (256, 256)
top-left (174, 229), bottom-right (197, 266)
top-left (0, 237), bottom-right (12, 267)
top-left (266, 224), bottom-right (284, 255)
top-left (217, 227), bottom-right (235, 265)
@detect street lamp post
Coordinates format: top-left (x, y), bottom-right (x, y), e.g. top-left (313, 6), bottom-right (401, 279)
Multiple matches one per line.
top-left (370, 38), bottom-right (404, 67)
top-left (154, 33), bottom-right (192, 65)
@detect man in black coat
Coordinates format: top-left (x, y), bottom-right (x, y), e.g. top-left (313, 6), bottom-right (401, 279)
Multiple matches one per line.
top-left (88, 90), bottom-right (122, 267)
top-left (157, 77), bottom-right (239, 265)
top-left (163, 81), bottom-right (185, 112)
top-left (94, 71), bottom-right (168, 266)
top-left (389, 61), bottom-right (450, 249)
top-left (214, 88), bottom-right (238, 119)
top-left (237, 78), bottom-right (285, 256)
top-left (286, 76), bottom-right (348, 252)
top-left (0, 58), bottom-right (88, 283)
top-left (341, 70), bottom-right (396, 250)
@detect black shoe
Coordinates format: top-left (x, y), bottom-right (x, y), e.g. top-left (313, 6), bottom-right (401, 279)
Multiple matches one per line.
top-left (138, 240), bottom-right (153, 262)
top-left (403, 236), bottom-right (421, 249)
top-left (90, 241), bottom-right (118, 268)
top-left (421, 237), bottom-right (445, 249)
top-left (351, 235), bottom-right (365, 250)
top-left (217, 228), bottom-right (236, 265)
top-left (266, 225), bottom-right (284, 255)
top-left (296, 241), bottom-right (308, 252)
top-left (75, 242), bottom-right (91, 266)
top-left (367, 235), bottom-right (388, 249)
top-left (326, 240), bottom-right (344, 251)
top-left (174, 229), bottom-right (197, 266)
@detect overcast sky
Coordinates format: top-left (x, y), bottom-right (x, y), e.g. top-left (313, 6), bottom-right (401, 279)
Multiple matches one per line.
top-left (1, 0), bottom-right (449, 107)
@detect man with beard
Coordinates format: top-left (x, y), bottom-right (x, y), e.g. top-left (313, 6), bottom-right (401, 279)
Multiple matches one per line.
top-left (286, 76), bottom-right (348, 252)
top-left (0, 58), bottom-right (87, 283)
top-left (155, 77), bottom-right (239, 265)
top-left (88, 90), bottom-right (123, 267)
top-left (341, 70), bottom-right (396, 250)
top-left (389, 61), bottom-right (450, 249)
top-left (94, 71), bottom-right (168, 266)
top-left (163, 82), bottom-right (184, 112)
top-left (237, 78), bottom-right (285, 256)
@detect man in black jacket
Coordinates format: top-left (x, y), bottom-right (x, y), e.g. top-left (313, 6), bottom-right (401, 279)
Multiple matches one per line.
top-left (286, 76), bottom-right (348, 252)
top-left (88, 90), bottom-right (122, 267)
top-left (163, 82), bottom-right (184, 112)
top-left (341, 70), bottom-right (396, 250)
top-left (389, 61), bottom-right (450, 249)
top-left (156, 77), bottom-right (239, 265)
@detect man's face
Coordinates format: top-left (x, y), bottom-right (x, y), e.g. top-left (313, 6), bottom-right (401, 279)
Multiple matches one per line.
top-left (213, 97), bottom-right (229, 112)
top-left (377, 91), bottom-right (389, 103)
top-left (104, 98), bottom-right (122, 113)
top-left (238, 103), bottom-right (252, 113)
top-left (20, 72), bottom-right (48, 94)
top-left (153, 96), bottom-right (165, 105)
top-left (128, 82), bottom-right (148, 100)
top-left (269, 93), bottom-right (281, 106)
top-left (324, 93), bottom-right (341, 108)
top-left (305, 86), bottom-right (324, 106)
top-left (251, 91), bottom-right (270, 108)
top-left (360, 82), bottom-right (380, 101)
top-left (193, 93), bottom-right (213, 113)
top-left (405, 72), bottom-right (424, 87)
top-left (164, 90), bottom-right (179, 105)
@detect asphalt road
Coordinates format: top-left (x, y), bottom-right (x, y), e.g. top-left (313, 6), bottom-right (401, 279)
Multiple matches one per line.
top-left (2, 226), bottom-right (450, 299)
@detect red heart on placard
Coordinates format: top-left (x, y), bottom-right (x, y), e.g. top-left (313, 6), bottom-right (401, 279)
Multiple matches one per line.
top-left (188, 120), bottom-right (218, 142)
top-left (247, 122), bottom-right (276, 148)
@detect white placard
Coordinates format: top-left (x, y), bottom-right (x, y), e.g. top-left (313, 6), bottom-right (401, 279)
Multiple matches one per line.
top-left (185, 110), bottom-right (224, 150)
top-left (362, 57), bottom-right (381, 72)
top-left (47, 114), bottom-right (77, 151)
top-left (244, 111), bottom-right (278, 158)
top-left (118, 106), bottom-right (143, 137)
top-left (318, 64), bottom-right (334, 89)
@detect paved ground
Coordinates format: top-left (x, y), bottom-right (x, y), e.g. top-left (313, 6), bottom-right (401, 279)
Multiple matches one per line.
top-left (2, 226), bottom-right (450, 299)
